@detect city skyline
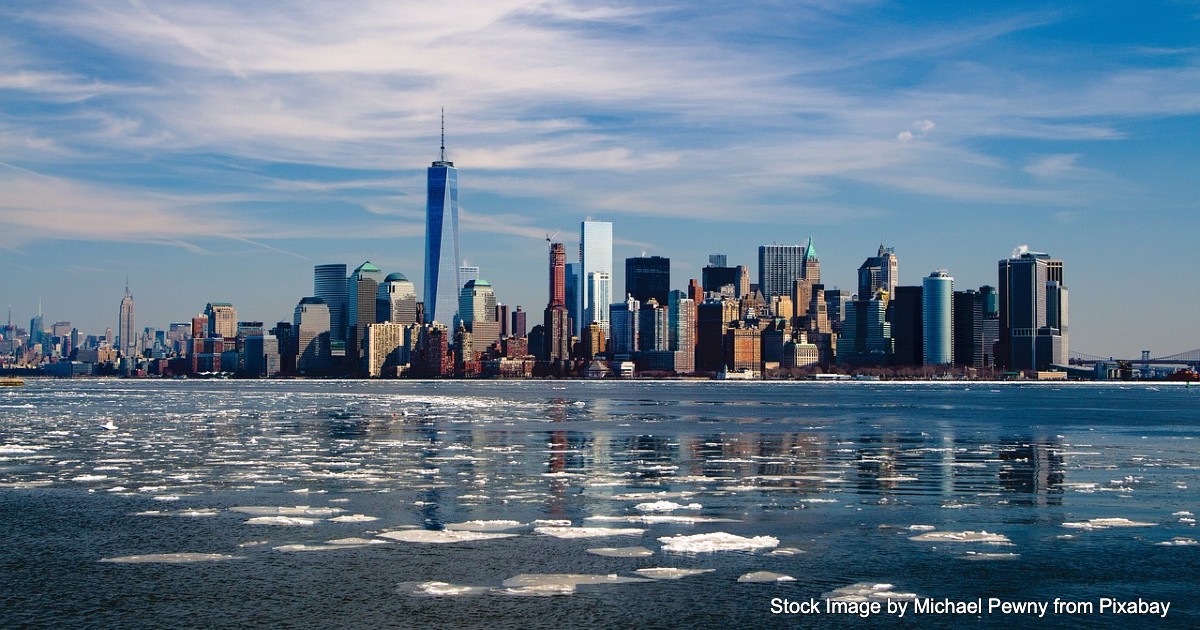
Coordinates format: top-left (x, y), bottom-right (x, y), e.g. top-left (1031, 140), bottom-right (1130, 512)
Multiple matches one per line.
top-left (2, 2), bottom-right (1199, 359)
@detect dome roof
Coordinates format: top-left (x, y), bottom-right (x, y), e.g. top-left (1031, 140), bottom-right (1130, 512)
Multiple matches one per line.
top-left (465, 279), bottom-right (491, 289)
top-left (384, 272), bottom-right (410, 282)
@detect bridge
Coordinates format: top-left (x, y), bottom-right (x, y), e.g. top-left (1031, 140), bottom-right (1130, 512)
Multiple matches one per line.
top-left (1070, 348), bottom-right (1200, 367)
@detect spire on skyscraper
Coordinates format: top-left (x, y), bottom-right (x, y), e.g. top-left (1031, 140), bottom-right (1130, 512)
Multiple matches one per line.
top-left (440, 107), bottom-right (446, 163)
top-left (805, 235), bottom-right (818, 261)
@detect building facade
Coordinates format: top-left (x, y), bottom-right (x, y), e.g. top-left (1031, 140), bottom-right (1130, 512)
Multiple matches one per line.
top-left (922, 270), bottom-right (954, 366)
top-left (423, 132), bottom-right (461, 326)
top-left (579, 220), bottom-right (613, 338)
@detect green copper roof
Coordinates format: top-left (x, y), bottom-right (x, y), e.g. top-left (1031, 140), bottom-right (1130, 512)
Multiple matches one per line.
top-left (465, 279), bottom-right (491, 288)
top-left (354, 261), bottom-right (382, 273)
top-left (804, 235), bottom-right (817, 261)
top-left (384, 272), bottom-right (409, 282)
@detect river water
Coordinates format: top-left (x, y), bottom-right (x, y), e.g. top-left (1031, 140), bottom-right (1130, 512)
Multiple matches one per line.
top-left (1, 380), bottom-right (1198, 628)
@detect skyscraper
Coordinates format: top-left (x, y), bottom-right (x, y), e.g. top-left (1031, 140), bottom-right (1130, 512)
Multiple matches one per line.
top-left (459, 279), bottom-right (500, 348)
top-left (377, 272), bottom-right (418, 325)
top-left (347, 261), bottom-right (383, 371)
top-left (922, 270), bottom-right (954, 366)
top-left (858, 244), bottom-right (898, 300)
top-left (802, 235), bottom-right (820, 284)
top-left (998, 250), bottom-right (1068, 371)
top-left (424, 114), bottom-right (461, 326)
top-left (118, 282), bottom-right (135, 357)
top-left (294, 297), bottom-right (331, 375)
top-left (512, 306), bottom-right (527, 339)
top-left (758, 245), bottom-right (805, 299)
top-left (579, 220), bottom-right (613, 337)
top-left (205, 302), bottom-right (237, 339)
top-left (314, 264), bottom-right (348, 343)
top-left (890, 286), bottom-right (923, 367)
top-left (625, 255), bottom-right (670, 306)
top-left (544, 243), bottom-right (571, 361)
top-left (565, 262), bottom-right (581, 335)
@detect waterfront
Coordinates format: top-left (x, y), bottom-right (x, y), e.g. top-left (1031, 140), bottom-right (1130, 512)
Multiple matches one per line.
top-left (2, 380), bottom-right (1198, 628)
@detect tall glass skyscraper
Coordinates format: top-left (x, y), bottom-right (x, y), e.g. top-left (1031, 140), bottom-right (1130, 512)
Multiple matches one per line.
top-left (922, 270), bottom-right (954, 366)
top-left (314, 264), bottom-right (348, 343)
top-left (580, 220), bottom-right (613, 338)
top-left (118, 282), bottom-right (135, 357)
top-left (424, 118), bottom-right (460, 326)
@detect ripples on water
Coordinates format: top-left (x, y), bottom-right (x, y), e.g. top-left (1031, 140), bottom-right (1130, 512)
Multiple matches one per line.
top-left (1, 380), bottom-right (1198, 629)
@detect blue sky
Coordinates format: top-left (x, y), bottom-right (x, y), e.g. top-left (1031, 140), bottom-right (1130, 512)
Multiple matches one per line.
top-left (1, 0), bottom-right (1198, 358)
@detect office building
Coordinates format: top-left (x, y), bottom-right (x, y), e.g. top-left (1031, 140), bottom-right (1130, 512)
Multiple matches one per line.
top-left (459, 279), bottom-right (500, 349)
top-left (459, 265), bottom-right (479, 285)
top-left (998, 251), bottom-right (1068, 371)
top-left (668, 290), bottom-right (696, 374)
top-left (702, 264), bottom-right (750, 298)
top-left (118, 283), bottom-right (135, 357)
top-left (579, 220), bottom-right (613, 337)
top-left (953, 289), bottom-right (986, 369)
top-left (543, 243), bottom-right (571, 361)
top-left (858, 244), bottom-right (899, 301)
top-left (626, 255), bottom-right (670, 306)
top-left (802, 235), bottom-right (820, 284)
top-left (423, 117), bottom-right (461, 326)
top-left (347, 262), bottom-right (383, 370)
top-left (890, 286), bottom-right (922, 367)
top-left (837, 296), bottom-right (892, 367)
top-left (608, 295), bottom-right (639, 358)
top-left (565, 262), bottom-right (580, 335)
top-left (377, 272), bottom-right (418, 325)
top-left (205, 302), bottom-right (237, 339)
top-left (314, 264), bottom-right (348, 343)
top-left (758, 245), bottom-right (805, 299)
top-left (511, 306), bottom-right (527, 339)
top-left (294, 297), bottom-right (331, 375)
top-left (922, 270), bottom-right (954, 366)
top-left (367, 322), bottom-right (408, 377)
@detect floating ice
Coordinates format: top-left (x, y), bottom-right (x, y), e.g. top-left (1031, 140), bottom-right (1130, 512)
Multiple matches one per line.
top-left (230, 506), bottom-right (345, 517)
top-left (501, 574), bottom-right (650, 588)
top-left (738, 571), bottom-right (796, 583)
top-left (532, 519), bottom-right (572, 527)
top-left (245, 516), bottom-right (319, 526)
top-left (72, 475), bottom-right (109, 482)
top-left (767, 548), bottom-right (803, 556)
top-left (535, 526), bottom-right (644, 539)
top-left (328, 514), bottom-right (379, 523)
top-left (1155, 537), bottom-right (1198, 546)
top-left (1061, 518), bottom-right (1155, 530)
top-left (610, 492), bottom-right (694, 501)
top-left (635, 567), bottom-right (714, 580)
top-left (907, 525), bottom-right (937, 531)
top-left (586, 515), bottom-right (739, 525)
top-left (376, 530), bottom-right (517, 544)
top-left (823, 582), bottom-right (918, 602)
top-left (399, 581), bottom-right (491, 597)
top-left (909, 530), bottom-right (1011, 543)
top-left (444, 520), bottom-right (524, 531)
top-left (658, 532), bottom-right (779, 553)
top-left (962, 552), bottom-right (1020, 560)
top-left (587, 546), bottom-right (653, 557)
top-left (634, 501), bottom-right (702, 513)
top-left (100, 553), bottom-right (244, 564)
top-left (876, 476), bottom-right (918, 482)
top-left (497, 584), bottom-right (577, 597)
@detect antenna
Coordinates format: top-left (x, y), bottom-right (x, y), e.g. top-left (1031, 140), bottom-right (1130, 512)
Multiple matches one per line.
top-left (440, 107), bottom-right (446, 163)
top-left (545, 228), bottom-right (561, 246)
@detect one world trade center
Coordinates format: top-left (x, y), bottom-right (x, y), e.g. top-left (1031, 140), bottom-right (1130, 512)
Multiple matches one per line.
top-left (423, 113), bottom-right (460, 326)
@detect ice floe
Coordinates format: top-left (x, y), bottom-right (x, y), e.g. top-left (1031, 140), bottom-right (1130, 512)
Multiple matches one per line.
top-left (1061, 517), bottom-right (1156, 530)
top-left (399, 581), bottom-right (491, 597)
top-left (658, 532), bottom-right (779, 553)
top-left (634, 501), bottom-right (702, 512)
top-left (328, 514), bottom-right (379, 523)
top-left (245, 516), bottom-right (319, 526)
top-left (100, 553), bottom-right (244, 564)
top-left (586, 515), bottom-right (739, 525)
top-left (635, 567), bottom-right (714, 580)
top-left (229, 506), bottom-right (345, 517)
top-left (907, 525), bottom-right (937, 531)
top-left (587, 546), bottom-right (653, 557)
top-left (962, 552), bottom-right (1020, 560)
top-left (535, 526), bottom-right (644, 539)
top-left (738, 571), bottom-right (796, 583)
top-left (501, 573), bottom-right (650, 588)
top-left (444, 520), bottom-right (524, 531)
top-left (1155, 537), bottom-right (1198, 546)
top-left (909, 530), bottom-right (1011, 543)
top-left (767, 548), bottom-right (803, 556)
top-left (532, 519), bottom-right (572, 527)
top-left (376, 529), bottom-right (517, 544)
top-left (823, 583), bottom-right (918, 602)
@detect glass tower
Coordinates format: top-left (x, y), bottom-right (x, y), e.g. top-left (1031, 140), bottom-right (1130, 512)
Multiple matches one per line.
top-left (314, 264), bottom-right (348, 343)
top-left (580, 220), bottom-right (613, 338)
top-left (922, 270), bottom-right (954, 366)
top-left (424, 116), bottom-right (461, 326)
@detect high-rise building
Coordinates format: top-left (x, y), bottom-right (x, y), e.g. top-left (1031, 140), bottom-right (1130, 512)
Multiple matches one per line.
top-left (825, 289), bottom-right (851, 334)
top-left (637, 298), bottom-right (668, 352)
top-left (953, 289), bottom-right (986, 369)
top-left (702, 264), bottom-right (749, 298)
top-left (608, 295), bottom-right (640, 358)
top-left (496, 303), bottom-right (510, 338)
top-left (579, 220), bottom-right (613, 337)
top-left (858, 244), bottom-right (898, 301)
top-left (922, 270), bottom-right (954, 366)
top-left (347, 262), bottom-right (383, 371)
top-left (366, 322), bottom-right (408, 377)
top-left (668, 290), bottom-right (696, 374)
top-left (998, 251), bottom-right (1067, 371)
top-left (696, 298), bottom-right (739, 372)
top-left (802, 235), bottom-right (820, 284)
top-left (294, 297), bottom-right (331, 375)
top-left (890, 286), bottom-right (923, 367)
top-left (424, 115), bottom-right (461, 326)
top-left (459, 265), bottom-right (480, 285)
top-left (314, 264), bottom-right (348, 344)
top-left (205, 302), bottom-right (237, 339)
top-left (708, 254), bottom-right (727, 268)
top-left (565, 262), bottom-right (581, 335)
top-left (511, 306), bottom-right (527, 339)
top-left (544, 243), bottom-right (571, 361)
top-left (837, 296), bottom-right (892, 367)
top-left (459, 279), bottom-right (500, 349)
top-left (118, 282), bottom-right (135, 357)
top-left (626, 255), bottom-right (670, 306)
top-left (758, 245), bottom-right (805, 299)
top-left (377, 272), bottom-right (418, 325)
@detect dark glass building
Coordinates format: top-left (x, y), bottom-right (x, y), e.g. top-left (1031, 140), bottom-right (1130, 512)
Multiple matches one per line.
top-left (626, 256), bottom-right (670, 306)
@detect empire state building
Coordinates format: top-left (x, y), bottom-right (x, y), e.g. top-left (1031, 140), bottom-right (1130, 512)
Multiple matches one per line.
top-left (423, 113), bottom-right (461, 326)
